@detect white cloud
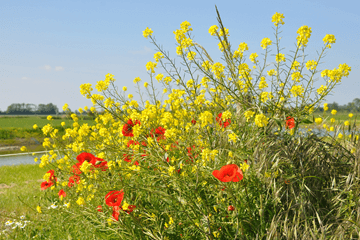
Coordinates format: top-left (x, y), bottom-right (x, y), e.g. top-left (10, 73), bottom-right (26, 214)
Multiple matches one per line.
top-left (44, 65), bottom-right (51, 70)
top-left (55, 66), bottom-right (64, 71)
top-left (130, 46), bottom-right (152, 55)
top-left (21, 77), bottom-right (28, 80)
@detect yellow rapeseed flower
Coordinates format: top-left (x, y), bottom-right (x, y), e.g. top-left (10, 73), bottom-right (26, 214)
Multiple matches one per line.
top-left (33, 124), bottom-right (38, 130)
top-left (331, 109), bottom-right (337, 115)
top-left (254, 114), bottom-right (268, 127)
top-left (349, 113), bottom-right (354, 118)
top-left (209, 25), bottom-right (218, 36)
top-left (323, 34), bottom-right (336, 48)
top-left (272, 12), bottom-right (285, 26)
top-left (315, 118), bottom-right (322, 124)
top-left (260, 38), bottom-right (272, 49)
top-left (344, 121), bottom-right (350, 126)
top-left (143, 27), bottom-right (153, 38)
top-left (20, 146), bottom-right (27, 152)
top-left (276, 53), bottom-right (285, 62)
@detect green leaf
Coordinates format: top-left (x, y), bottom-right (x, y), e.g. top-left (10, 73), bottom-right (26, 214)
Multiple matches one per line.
top-left (302, 119), bottom-right (313, 124)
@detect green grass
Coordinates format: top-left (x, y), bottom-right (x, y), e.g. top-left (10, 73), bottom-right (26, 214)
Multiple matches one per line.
top-left (0, 164), bottom-right (52, 231)
top-left (0, 115), bottom-right (96, 130)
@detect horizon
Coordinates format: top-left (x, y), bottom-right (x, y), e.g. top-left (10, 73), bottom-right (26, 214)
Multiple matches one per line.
top-left (0, 0), bottom-right (359, 113)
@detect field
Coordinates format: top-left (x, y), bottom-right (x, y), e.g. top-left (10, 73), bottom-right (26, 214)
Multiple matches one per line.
top-left (0, 115), bottom-right (96, 155)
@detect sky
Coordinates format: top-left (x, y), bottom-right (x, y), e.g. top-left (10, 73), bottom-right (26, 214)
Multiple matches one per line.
top-left (0, 0), bottom-right (359, 113)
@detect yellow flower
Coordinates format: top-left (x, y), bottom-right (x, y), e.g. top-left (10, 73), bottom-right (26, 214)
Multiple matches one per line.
top-left (33, 124), bottom-right (38, 130)
top-left (272, 12), bottom-right (285, 26)
top-left (297, 25), bottom-right (312, 47)
top-left (349, 113), bottom-right (354, 118)
top-left (62, 103), bottom-right (69, 111)
top-left (145, 61), bottom-right (157, 73)
top-left (317, 85), bottom-right (327, 95)
top-left (315, 118), bottom-right (322, 124)
top-left (323, 34), bottom-right (336, 48)
top-left (344, 121), bottom-right (350, 126)
top-left (259, 77), bottom-right (268, 89)
top-left (291, 72), bottom-right (302, 82)
top-left (330, 118), bottom-right (335, 123)
top-left (36, 206), bottom-right (42, 213)
top-left (76, 197), bottom-right (85, 206)
top-left (244, 110), bottom-right (255, 121)
top-left (290, 85), bottom-right (304, 97)
top-left (249, 53), bottom-right (258, 63)
top-left (47, 115), bottom-right (53, 121)
top-left (306, 60), bottom-right (318, 71)
top-left (338, 133), bottom-right (343, 139)
top-left (254, 114), bottom-right (268, 127)
top-left (61, 122), bottom-right (65, 127)
top-left (187, 51), bottom-right (196, 61)
top-left (276, 53), bottom-right (285, 62)
top-left (291, 61), bottom-right (300, 70)
top-left (209, 25), bottom-right (218, 36)
top-left (154, 52), bottom-right (164, 62)
top-left (143, 27), bottom-right (153, 38)
top-left (260, 38), bottom-right (272, 49)
top-left (122, 86), bottom-right (127, 92)
top-left (133, 77), bottom-right (141, 84)
top-left (144, 82), bottom-right (149, 88)
top-left (267, 69), bottom-right (277, 76)
top-left (20, 146), bottom-right (27, 152)
top-left (128, 94), bottom-right (133, 99)
top-left (331, 109), bottom-right (337, 115)
top-left (330, 127), bottom-right (334, 131)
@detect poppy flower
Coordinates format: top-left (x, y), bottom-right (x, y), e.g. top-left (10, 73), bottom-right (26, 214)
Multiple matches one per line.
top-left (58, 189), bottom-right (66, 198)
top-left (112, 206), bottom-right (121, 221)
top-left (76, 152), bottom-right (97, 165)
top-left (46, 169), bottom-right (57, 182)
top-left (93, 157), bottom-right (108, 171)
top-left (71, 162), bottom-right (82, 175)
top-left (228, 205), bottom-right (235, 211)
top-left (68, 175), bottom-right (80, 188)
top-left (97, 205), bottom-right (103, 212)
top-left (285, 116), bottom-right (295, 129)
top-left (191, 119), bottom-right (196, 125)
top-left (216, 113), bottom-right (231, 128)
top-left (122, 119), bottom-right (140, 137)
top-left (212, 164), bottom-right (243, 182)
top-left (124, 205), bottom-right (136, 214)
top-left (105, 190), bottom-right (124, 207)
top-left (41, 181), bottom-right (54, 190)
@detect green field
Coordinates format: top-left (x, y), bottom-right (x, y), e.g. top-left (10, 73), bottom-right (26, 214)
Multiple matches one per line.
top-left (0, 164), bottom-right (52, 233)
top-left (0, 115), bottom-right (96, 129)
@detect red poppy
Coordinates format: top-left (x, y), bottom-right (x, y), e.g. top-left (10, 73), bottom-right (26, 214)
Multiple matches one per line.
top-left (150, 126), bottom-right (166, 141)
top-left (124, 205), bottom-right (136, 214)
top-left (187, 146), bottom-right (198, 161)
top-left (97, 205), bottom-right (103, 212)
top-left (68, 175), bottom-right (80, 188)
top-left (105, 190), bottom-right (124, 207)
top-left (191, 119), bottom-right (196, 125)
top-left (71, 162), bottom-right (82, 175)
top-left (76, 152), bottom-right (97, 165)
top-left (41, 181), bottom-right (54, 190)
top-left (93, 157), bottom-right (108, 171)
top-left (216, 113), bottom-right (231, 128)
top-left (122, 119), bottom-right (140, 137)
top-left (112, 206), bottom-right (121, 221)
top-left (212, 164), bottom-right (243, 182)
top-left (285, 116), bottom-right (295, 129)
top-left (58, 189), bottom-right (66, 198)
top-left (46, 169), bottom-right (57, 182)
top-left (228, 205), bottom-right (235, 211)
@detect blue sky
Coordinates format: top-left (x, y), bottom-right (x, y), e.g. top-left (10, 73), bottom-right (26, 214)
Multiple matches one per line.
top-left (0, 0), bottom-right (359, 113)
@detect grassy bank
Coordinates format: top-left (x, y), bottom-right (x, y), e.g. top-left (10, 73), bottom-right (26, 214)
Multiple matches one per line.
top-left (0, 164), bottom-right (52, 234)
top-left (0, 115), bottom-right (96, 155)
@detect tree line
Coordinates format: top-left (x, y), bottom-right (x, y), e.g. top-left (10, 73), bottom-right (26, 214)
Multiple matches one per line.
top-left (0, 103), bottom-right (99, 116)
top-left (317, 98), bottom-right (360, 112)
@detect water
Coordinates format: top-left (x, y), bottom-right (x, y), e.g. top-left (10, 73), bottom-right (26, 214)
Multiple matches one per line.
top-left (0, 152), bottom-right (46, 167)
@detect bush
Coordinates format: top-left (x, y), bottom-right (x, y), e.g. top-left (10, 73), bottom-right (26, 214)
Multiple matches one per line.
top-left (4, 9), bottom-right (357, 240)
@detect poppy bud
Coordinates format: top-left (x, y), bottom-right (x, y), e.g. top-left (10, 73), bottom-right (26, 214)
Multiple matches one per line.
top-left (228, 205), bottom-right (235, 211)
